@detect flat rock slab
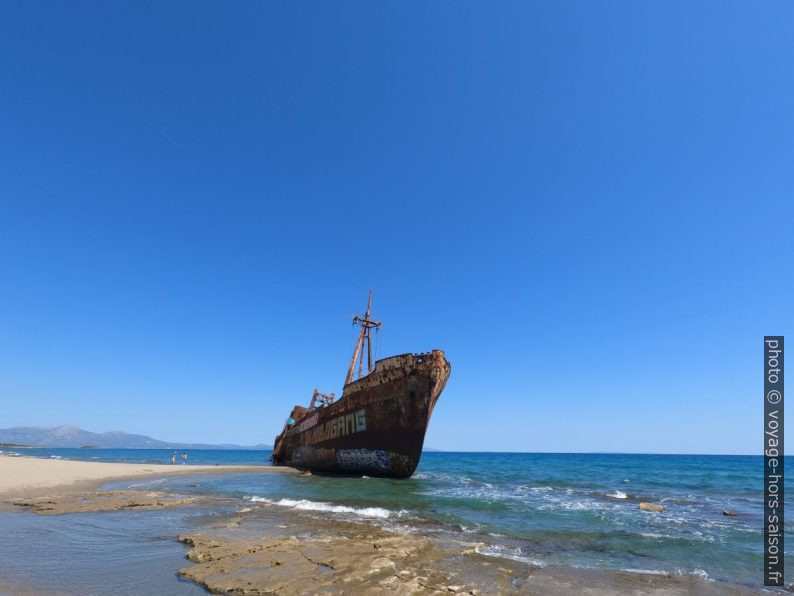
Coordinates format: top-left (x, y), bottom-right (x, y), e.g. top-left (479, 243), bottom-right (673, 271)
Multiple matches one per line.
top-left (178, 529), bottom-right (522, 595)
top-left (176, 517), bottom-right (760, 595)
top-left (9, 490), bottom-right (198, 515)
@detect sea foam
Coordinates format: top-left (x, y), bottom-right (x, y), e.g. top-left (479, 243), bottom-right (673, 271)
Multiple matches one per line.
top-left (247, 496), bottom-right (399, 519)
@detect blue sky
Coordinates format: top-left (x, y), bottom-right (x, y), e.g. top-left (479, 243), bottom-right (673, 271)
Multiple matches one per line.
top-left (1, 2), bottom-right (791, 453)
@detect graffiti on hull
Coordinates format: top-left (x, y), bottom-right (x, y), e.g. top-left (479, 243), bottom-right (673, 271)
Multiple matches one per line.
top-left (336, 448), bottom-right (390, 471)
top-left (304, 409), bottom-right (367, 445)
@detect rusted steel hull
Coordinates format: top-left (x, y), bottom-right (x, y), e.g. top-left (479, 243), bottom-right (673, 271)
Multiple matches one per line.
top-left (272, 350), bottom-right (451, 478)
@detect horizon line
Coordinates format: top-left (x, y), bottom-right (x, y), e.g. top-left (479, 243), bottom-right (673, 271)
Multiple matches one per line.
top-left (6, 446), bottom-right (770, 457)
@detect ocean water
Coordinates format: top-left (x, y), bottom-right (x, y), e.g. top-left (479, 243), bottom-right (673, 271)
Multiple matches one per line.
top-left (1, 449), bottom-right (789, 591)
top-left (0, 507), bottom-right (207, 595)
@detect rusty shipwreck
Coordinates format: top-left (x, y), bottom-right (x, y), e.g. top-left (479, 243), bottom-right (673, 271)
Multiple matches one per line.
top-left (271, 292), bottom-right (450, 478)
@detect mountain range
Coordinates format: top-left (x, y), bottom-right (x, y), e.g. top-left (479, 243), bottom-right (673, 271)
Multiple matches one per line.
top-left (0, 426), bottom-right (271, 450)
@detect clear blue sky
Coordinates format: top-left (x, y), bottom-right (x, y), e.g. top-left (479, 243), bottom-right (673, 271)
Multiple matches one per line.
top-left (1, 2), bottom-right (791, 453)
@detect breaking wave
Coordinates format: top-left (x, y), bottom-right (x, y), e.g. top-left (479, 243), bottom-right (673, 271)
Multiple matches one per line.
top-left (246, 496), bottom-right (400, 519)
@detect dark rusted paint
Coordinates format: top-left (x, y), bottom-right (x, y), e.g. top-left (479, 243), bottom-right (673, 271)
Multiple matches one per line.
top-left (272, 350), bottom-right (451, 478)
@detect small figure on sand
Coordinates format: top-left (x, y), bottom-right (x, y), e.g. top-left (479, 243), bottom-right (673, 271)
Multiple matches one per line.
top-left (181, 452), bottom-right (188, 464)
top-left (171, 451), bottom-right (177, 465)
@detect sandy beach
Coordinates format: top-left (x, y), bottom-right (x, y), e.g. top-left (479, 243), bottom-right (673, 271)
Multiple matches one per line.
top-left (0, 453), bottom-right (296, 508)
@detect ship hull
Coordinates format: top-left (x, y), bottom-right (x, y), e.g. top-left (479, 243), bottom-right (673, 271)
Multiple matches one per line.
top-left (271, 351), bottom-right (450, 478)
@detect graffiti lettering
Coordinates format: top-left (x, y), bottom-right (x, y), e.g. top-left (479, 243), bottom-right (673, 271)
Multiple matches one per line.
top-left (304, 409), bottom-right (367, 445)
top-left (336, 449), bottom-right (390, 471)
top-left (297, 413), bottom-right (318, 433)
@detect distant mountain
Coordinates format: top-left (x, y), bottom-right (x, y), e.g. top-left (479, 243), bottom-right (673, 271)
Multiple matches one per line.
top-left (0, 426), bottom-right (271, 450)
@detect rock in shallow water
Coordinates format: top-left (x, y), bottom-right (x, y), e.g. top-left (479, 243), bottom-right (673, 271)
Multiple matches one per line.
top-left (174, 514), bottom-right (758, 595)
top-left (176, 525), bottom-right (523, 595)
top-left (638, 502), bottom-right (666, 512)
top-left (9, 490), bottom-right (197, 515)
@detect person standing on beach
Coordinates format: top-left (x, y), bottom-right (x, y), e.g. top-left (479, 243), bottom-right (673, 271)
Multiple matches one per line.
top-left (181, 452), bottom-right (187, 464)
top-left (171, 451), bottom-right (177, 464)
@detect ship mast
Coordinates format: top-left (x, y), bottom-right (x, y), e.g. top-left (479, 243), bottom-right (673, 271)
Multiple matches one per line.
top-left (344, 290), bottom-right (382, 386)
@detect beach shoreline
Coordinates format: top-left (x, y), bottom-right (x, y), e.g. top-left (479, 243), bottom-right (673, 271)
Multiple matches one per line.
top-left (0, 453), bottom-right (297, 512)
top-left (0, 454), bottom-right (767, 595)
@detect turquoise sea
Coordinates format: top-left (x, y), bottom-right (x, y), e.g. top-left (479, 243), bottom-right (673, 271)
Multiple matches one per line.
top-left (0, 449), bottom-right (789, 593)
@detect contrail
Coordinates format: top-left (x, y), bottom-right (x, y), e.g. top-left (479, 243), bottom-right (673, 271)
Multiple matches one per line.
top-left (156, 128), bottom-right (183, 149)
